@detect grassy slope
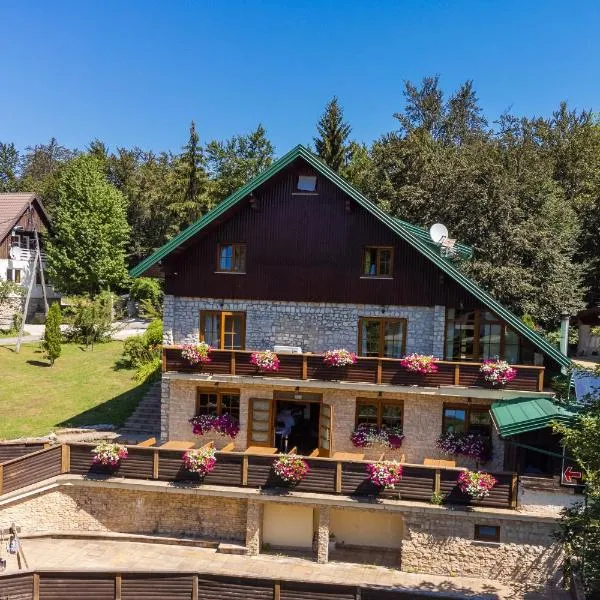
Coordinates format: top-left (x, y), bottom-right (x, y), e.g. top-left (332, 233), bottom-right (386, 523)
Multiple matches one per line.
top-left (0, 341), bottom-right (148, 439)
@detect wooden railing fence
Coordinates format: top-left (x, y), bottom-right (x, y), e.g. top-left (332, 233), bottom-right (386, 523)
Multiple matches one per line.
top-left (163, 347), bottom-right (546, 392)
top-left (0, 570), bottom-right (461, 600)
top-left (0, 443), bottom-right (517, 509)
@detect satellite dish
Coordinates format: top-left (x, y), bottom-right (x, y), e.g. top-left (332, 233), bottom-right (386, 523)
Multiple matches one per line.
top-left (429, 223), bottom-right (449, 244)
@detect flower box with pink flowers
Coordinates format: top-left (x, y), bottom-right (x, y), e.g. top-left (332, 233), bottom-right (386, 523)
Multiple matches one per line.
top-left (479, 358), bottom-right (517, 386)
top-left (250, 350), bottom-right (280, 373)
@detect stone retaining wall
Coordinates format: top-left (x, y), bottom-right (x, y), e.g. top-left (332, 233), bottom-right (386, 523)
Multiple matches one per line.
top-left (163, 296), bottom-right (446, 357)
top-left (0, 486), bottom-right (247, 541)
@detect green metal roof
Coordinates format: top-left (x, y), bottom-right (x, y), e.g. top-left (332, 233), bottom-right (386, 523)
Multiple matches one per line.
top-left (130, 144), bottom-right (571, 368)
top-left (392, 217), bottom-right (473, 261)
top-left (491, 397), bottom-right (577, 437)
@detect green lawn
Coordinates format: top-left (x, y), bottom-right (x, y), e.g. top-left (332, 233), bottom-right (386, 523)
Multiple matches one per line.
top-left (0, 341), bottom-right (148, 439)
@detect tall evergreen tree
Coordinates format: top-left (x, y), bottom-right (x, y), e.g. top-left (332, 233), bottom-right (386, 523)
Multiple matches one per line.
top-left (0, 142), bottom-right (19, 192)
top-left (169, 121), bottom-right (208, 231)
top-left (42, 302), bottom-right (62, 366)
top-left (46, 155), bottom-right (130, 295)
top-left (314, 97), bottom-right (352, 171)
top-left (206, 124), bottom-right (274, 203)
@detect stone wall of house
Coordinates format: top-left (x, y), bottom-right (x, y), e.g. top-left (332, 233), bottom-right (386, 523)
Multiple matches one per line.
top-left (401, 510), bottom-right (561, 591)
top-left (164, 378), bottom-right (504, 470)
top-left (163, 295), bottom-right (446, 357)
top-left (0, 486), bottom-right (247, 541)
top-left (0, 293), bottom-right (22, 330)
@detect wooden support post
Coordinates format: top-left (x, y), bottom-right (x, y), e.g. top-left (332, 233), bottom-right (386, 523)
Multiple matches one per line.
top-left (115, 574), bottom-right (122, 600)
top-left (152, 449), bottom-right (159, 479)
top-left (302, 355), bottom-right (308, 380)
top-left (242, 455), bottom-right (249, 486)
top-left (0, 464), bottom-right (3, 496)
top-left (273, 581), bottom-right (281, 600)
top-left (33, 573), bottom-right (40, 600)
top-left (192, 574), bottom-right (198, 600)
top-left (231, 351), bottom-right (236, 376)
top-left (454, 365), bottom-right (460, 385)
top-left (537, 369), bottom-right (544, 392)
top-left (510, 472), bottom-right (518, 508)
top-left (434, 469), bottom-right (441, 494)
top-left (162, 348), bottom-right (167, 373)
top-left (61, 444), bottom-right (70, 474)
top-left (335, 462), bottom-right (342, 493)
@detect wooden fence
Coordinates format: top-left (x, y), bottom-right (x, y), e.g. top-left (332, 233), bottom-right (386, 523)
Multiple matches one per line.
top-left (0, 443), bottom-right (46, 464)
top-left (0, 443), bottom-right (517, 509)
top-left (0, 571), bottom-right (461, 600)
top-left (163, 346), bottom-right (546, 392)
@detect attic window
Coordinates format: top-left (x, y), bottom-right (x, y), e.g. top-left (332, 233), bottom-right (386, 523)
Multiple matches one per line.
top-left (297, 175), bottom-right (317, 192)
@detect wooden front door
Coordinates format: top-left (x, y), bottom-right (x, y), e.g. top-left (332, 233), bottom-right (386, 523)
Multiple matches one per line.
top-left (318, 403), bottom-right (333, 457)
top-left (247, 398), bottom-right (273, 447)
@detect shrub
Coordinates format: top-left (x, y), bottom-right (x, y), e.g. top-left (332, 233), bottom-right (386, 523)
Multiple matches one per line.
top-left (134, 356), bottom-right (162, 383)
top-left (119, 319), bottom-right (162, 370)
top-left (64, 294), bottom-right (113, 348)
top-left (41, 303), bottom-right (62, 366)
top-left (130, 278), bottom-right (163, 318)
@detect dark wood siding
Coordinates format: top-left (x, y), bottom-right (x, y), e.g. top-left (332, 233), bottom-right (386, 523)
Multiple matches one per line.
top-left (0, 199), bottom-right (49, 259)
top-left (165, 161), bottom-right (482, 308)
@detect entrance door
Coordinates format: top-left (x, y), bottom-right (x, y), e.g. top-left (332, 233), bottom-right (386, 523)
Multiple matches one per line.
top-left (248, 398), bottom-right (273, 447)
top-left (318, 403), bottom-right (333, 457)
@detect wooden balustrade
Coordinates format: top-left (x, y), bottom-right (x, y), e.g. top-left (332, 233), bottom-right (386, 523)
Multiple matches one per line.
top-left (0, 570), bottom-right (448, 600)
top-left (0, 442), bottom-right (516, 509)
top-left (163, 347), bottom-right (545, 392)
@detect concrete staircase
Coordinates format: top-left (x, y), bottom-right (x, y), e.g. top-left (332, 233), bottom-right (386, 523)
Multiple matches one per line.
top-left (119, 381), bottom-right (161, 441)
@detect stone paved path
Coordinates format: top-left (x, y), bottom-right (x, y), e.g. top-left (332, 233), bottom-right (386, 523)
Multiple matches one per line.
top-left (1, 537), bottom-right (569, 599)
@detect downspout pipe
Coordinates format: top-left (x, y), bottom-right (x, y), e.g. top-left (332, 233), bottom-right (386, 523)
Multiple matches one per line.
top-left (560, 311), bottom-right (570, 357)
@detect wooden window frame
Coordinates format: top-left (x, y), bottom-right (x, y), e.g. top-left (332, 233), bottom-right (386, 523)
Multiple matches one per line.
top-left (355, 398), bottom-right (404, 430)
top-left (444, 308), bottom-right (530, 363)
top-left (362, 246), bottom-right (394, 277)
top-left (195, 388), bottom-right (241, 418)
top-left (216, 243), bottom-right (247, 274)
top-left (441, 403), bottom-right (492, 437)
top-left (199, 310), bottom-right (246, 350)
top-left (7, 268), bottom-right (21, 284)
top-left (474, 524), bottom-right (500, 542)
top-left (357, 317), bottom-right (407, 358)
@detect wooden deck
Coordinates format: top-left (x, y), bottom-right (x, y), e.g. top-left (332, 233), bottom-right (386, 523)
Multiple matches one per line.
top-left (163, 347), bottom-right (546, 392)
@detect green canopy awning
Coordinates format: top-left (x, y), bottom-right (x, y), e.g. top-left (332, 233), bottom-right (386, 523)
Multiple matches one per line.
top-left (491, 397), bottom-right (577, 437)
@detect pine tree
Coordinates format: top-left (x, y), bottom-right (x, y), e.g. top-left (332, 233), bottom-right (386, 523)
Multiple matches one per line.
top-left (42, 303), bottom-right (62, 366)
top-left (169, 121), bottom-right (209, 231)
top-left (45, 155), bottom-right (130, 295)
top-left (314, 97), bottom-right (352, 172)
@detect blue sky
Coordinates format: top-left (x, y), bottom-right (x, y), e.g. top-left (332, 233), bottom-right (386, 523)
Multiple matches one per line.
top-left (1, 1), bottom-right (598, 156)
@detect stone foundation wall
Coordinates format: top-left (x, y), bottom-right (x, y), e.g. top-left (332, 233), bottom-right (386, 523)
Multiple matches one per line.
top-left (0, 486), bottom-right (247, 541)
top-left (164, 378), bottom-right (504, 470)
top-left (0, 294), bottom-right (22, 330)
top-left (163, 296), bottom-right (446, 357)
top-left (402, 511), bottom-right (561, 589)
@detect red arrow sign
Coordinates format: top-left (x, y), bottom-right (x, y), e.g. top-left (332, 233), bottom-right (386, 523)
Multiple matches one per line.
top-left (564, 466), bottom-right (582, 483)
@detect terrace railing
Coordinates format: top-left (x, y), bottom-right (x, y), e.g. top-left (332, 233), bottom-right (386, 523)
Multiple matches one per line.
top-left (163, 347), bottom-right (546, 392)
top-left (0, 443), bottom-right (517, 510)
top-left (0, 570), bottom-right (457, 600)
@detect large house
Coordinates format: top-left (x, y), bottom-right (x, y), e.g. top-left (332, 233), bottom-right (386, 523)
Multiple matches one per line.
top-left (0, 193), bottom-right (59, 326)
top-left (131, 145), bottom-right (578, 593)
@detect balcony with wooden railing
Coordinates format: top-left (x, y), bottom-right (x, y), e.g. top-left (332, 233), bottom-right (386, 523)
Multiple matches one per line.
top-left (162, 347), bottom-right (546, 392)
